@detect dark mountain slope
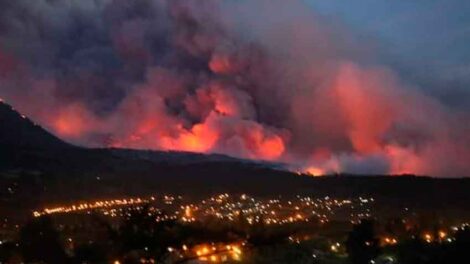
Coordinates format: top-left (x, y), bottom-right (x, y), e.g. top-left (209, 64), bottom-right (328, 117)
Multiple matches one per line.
top-left (0, 101), bottom-right (76, 170)
top-left (1, 100), bottom-right (470, 217)
top-left (0, 102), bottom-right (70, 150)
top-left (0, 101), bottom-right (261, 172)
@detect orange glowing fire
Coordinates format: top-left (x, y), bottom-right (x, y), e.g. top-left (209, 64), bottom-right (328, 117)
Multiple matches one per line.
top-left (255, 135), bottom-right (285, 160)
top-left (52, 104), bottom-right (94, 138)
top-left (2, 0), bottom-right (469, 180)
top-left (305, 166), bottom-right (324, 177)
top-left (334, 64), bottom-right (396, 154)
top-left (209, 53), bottom-right (239, 74)
top-left (161, 123), bottom-right (219, 153)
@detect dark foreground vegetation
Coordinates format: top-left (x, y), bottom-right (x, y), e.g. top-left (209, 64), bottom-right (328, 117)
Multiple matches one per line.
top-left (1, 205), bottom-right (469, 264)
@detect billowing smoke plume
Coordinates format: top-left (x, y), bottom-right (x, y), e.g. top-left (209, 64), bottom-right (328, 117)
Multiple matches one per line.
top-left (0, 0), bottom-right (468, 177)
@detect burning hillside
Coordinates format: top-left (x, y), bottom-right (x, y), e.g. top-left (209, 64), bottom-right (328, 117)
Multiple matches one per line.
top-left (0, 0), bottom-right (468, 177)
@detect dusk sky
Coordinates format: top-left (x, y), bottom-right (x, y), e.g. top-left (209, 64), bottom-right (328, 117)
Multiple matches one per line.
top-left (309, 0), bottom-right (470, 109)
top-left (0, 0), bottom-right (469, 177)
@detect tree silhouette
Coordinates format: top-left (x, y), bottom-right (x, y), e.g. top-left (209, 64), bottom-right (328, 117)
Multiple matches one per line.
top-left (395, 238), bottom-right (432, 264)
top-left (346, 219), bottom-right (381, 264)
top-left (107, 204), bottom-right (203, 263)
top-left (19, 216), bottom-right (69, 263)
top-left (446, 226), bottom-right (470, 263)
top-left (0, 241), bottom-right (22, 263)
top-left (73, 243), bottom-right (108, 264)
top-left (246, 221), bottom-right (290, 247)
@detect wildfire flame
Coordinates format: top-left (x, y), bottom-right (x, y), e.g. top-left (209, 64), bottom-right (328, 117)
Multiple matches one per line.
top-left (305, 166), bottom-right (324, 177)
top-left (0, 0), bottom-right (468, 177)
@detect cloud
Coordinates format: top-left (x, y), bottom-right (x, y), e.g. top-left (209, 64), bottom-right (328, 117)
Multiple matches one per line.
top-left (0, 0), bottom-right (468, 177)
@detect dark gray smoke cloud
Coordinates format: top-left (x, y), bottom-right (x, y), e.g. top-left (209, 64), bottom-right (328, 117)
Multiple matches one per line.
top-left (0, 0), bottom-right (468, 177)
